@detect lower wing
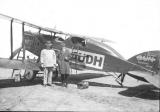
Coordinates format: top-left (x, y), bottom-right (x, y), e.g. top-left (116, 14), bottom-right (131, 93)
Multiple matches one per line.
top-left (0, 58), bottom-right (41, 71)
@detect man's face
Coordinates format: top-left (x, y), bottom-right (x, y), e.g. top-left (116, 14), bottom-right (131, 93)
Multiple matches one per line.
top-left (45, 44), bottom-right (52, 49)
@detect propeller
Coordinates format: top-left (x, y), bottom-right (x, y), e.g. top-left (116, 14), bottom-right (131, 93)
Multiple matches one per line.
top-left (92, 37), bottom-right (115, 43)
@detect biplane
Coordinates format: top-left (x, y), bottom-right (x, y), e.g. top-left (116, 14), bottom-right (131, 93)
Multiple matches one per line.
top-left (0, 13), bottom-right (159, 88)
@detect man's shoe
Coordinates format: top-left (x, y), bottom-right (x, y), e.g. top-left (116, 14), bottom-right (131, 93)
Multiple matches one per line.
top-left (47, 84), bottom-right (54, 87)
top-left (65, 83), bottom-right (68, 88)
top-left (62, 83), bottom-right (68, 88)
top-left (43, 84), bottom-right (47, 87)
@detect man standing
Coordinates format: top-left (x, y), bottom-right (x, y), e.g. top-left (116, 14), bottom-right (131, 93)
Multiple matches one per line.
top-left (40, 41), bottom-right (56, 87)
top-left (58, 43), bottom-right (70, 87)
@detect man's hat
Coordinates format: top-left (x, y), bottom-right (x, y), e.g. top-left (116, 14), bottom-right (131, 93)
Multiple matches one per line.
top-left (45, 41), bottom-right (52, 46)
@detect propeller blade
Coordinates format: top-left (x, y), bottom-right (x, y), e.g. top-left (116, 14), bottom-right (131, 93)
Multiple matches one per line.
top-left (92, 37), bottom-right (115, 43)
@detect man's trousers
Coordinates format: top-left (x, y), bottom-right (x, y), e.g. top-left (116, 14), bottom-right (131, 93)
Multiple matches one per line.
top-left (43, 67), bottom-right (54, 85)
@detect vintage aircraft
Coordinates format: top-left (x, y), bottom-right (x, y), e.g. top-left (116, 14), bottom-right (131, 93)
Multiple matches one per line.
top-left (0, 13), bottom-right (159, 88)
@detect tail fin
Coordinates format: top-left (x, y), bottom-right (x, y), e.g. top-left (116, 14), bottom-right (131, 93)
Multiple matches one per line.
top-left (128, 51), bottom-right (160, 88)
top-left (128, 50), bottom-right (160, 73)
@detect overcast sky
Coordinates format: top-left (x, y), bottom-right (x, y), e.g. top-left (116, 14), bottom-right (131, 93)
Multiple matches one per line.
top-left (0, 0), bottom-right (159, 59)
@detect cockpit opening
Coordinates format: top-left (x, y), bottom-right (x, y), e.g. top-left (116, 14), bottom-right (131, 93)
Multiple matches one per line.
top-left (71, 37), bottom-right (86, 47)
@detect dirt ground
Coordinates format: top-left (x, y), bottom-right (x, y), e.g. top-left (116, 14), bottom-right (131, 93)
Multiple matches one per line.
top-left (0, 68), bottom-right (159, 111)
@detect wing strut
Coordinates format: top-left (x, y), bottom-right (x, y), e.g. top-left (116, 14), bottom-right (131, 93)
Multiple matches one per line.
top-left (22, 22), bottom-right (25, 61)
top-left (9, 19), bottom-right (13, 59)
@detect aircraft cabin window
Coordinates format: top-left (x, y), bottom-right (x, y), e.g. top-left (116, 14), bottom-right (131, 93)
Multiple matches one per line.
top-left (54, 37), bottom-right (64, 42)
top-left (71, 37), bottom-right (86, 47)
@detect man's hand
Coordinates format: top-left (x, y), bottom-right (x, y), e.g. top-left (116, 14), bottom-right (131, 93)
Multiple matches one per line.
top-left (41, 63), bottom-right (44, 68)
top-left (54, 64), bottom-right (58, 68)
top-left (64, 57), bottom-right (69, 62)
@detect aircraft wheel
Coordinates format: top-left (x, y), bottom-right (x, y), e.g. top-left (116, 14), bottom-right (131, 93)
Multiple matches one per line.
top-left (77, 81), bottom-right (89, 89)
top-left (24, 70), bottom-right (37, 81)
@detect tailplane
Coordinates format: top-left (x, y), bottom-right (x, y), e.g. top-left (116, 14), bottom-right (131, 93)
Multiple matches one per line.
top-left (128, 50), bottom-right (160, 73)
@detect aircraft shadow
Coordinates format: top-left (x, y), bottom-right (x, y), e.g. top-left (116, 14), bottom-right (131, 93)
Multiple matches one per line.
top-left (53, 77), bottom-right (128, 88)
top-left (88, 81), bottom-right (128, 88)
top-left (1, 76), bottom-right (159, 101)
top-left (0, 75), bottom-right (111, 88)
top-left (0, 78), bottom-right (43, 88)
top-left (118, 84), bottom-right (160, 100)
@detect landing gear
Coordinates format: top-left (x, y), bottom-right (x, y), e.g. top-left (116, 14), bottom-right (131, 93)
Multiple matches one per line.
top-left (24, 70), bottom-right (37, 81)
top-left (77, 81), bottom-right (89, 89)
top-left (115, 73), bottom-right (126, 86)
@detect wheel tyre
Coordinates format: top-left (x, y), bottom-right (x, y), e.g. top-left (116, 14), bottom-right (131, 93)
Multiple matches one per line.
top-left (24, 70), bottom-right (37, 81)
